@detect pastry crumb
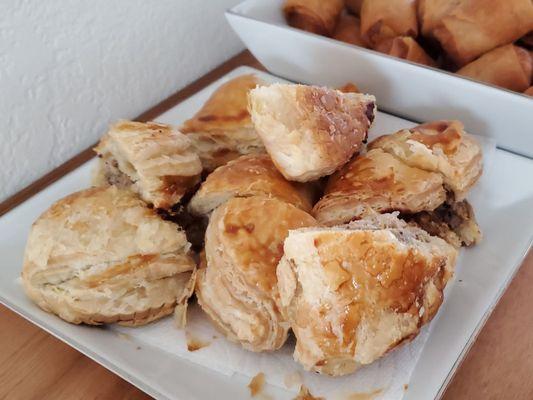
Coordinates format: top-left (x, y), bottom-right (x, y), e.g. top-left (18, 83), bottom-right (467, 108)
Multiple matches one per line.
top-left (293, 385), bottom-right (324, 400)
top-left (248, 372), bottom-right (265, 397)
top-left (284, 371), bottom-right (303, 389)
top-left (186, 331), bottom-right (210, 352)
top-left (345, 388), bottom-right (383, 399)
top-left (116, 332), bottom-right (132, 341)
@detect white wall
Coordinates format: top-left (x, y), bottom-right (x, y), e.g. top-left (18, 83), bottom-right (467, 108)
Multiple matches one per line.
top-left (0, 0), bottom-right (244, 202)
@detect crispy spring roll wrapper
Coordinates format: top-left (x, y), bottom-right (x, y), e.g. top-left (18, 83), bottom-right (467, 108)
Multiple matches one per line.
top-left (524, 86), bottom-right (533, 96)
top-left (332, 14), bottom-right (366, 47)
top-left (345, 0), bottom-right (363, 15)
top-left (360, 0), bottom-right (418, 48)
top-left (375, 37), bottom-right (437, 67)
top-left (457, 45), bottom-right (532, 93)
top-left (427, 0), bottom-right (533, 67)
top-left (284, 0), bottom-right (344, 37)
top-left (418, 0), bottom-right (458, 38)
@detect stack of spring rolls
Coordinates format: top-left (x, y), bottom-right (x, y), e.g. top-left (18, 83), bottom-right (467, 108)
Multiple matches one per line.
top-left (283, 0), bottom-right (533, 95)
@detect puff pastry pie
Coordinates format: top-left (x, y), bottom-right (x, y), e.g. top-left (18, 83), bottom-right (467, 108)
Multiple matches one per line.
top-left (93, 120), bottom-right (202, 209)
top-left (249, 83), bottom-right (376, 182)
top-left (22, 186), bottom-right (196, 326)
top-left (313, 148), bottom-right (447, 226)
top-left (196, 197), bottom-right (316, 351)
top-left (277, 213), bottom-right (457, 376)
top-left (180, 75), bottom-right (266, 171)
top-left (369, 120), bottom-right (483, 201)
top-left (188, 154), bottom-right (313, 216)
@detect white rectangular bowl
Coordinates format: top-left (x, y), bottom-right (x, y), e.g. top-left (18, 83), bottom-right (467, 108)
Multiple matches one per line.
top-left (226, 0), bottom-right (533, 158)
top-left (1, 67), bottom-right (532, 400)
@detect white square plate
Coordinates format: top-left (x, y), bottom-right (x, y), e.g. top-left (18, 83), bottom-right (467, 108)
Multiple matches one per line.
top-left (226, 0), bottom-right (533, 158)
top-left (1, 66), bottom-right (532, 400)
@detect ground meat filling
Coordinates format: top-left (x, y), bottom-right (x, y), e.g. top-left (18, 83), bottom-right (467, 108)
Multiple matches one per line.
top-left (404, 199), bottom-right (482, 248)
top-left (157, 183), bottom-right (208, 253)
top-left (103, 157), bottom-right (135, 188)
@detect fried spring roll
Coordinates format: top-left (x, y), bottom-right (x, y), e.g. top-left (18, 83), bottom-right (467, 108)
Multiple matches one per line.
top-left (422, 0), bottom-right (533, 67)
top-left (418, 0), bottom-right (458, 38)
top-left (332, 13), bottom-right (366, 47)
top-left (375, 37), bottom-right (437, 67)
top-left (360, 0), bottom-right (418, 48)
top-left (284, 0), bottom-right (344, 37)
top-left (457, 45), bottom-right (532, 93)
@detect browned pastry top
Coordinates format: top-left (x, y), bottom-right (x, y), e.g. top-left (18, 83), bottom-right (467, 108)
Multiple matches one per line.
top-left (189, 154), bottom-right (313, 215)
top-left (214, 196), bottom-right (316, 294)
top-left (292, 229), bottom-right (447, 356)
top-left (369, 120), bottom-right (483, 200)
top-left (277, 214), bottom-right (457, 375)
top-left (181, 75), bottom-right (261, 133)
top-left (313, 148), bottom-right (446, 224)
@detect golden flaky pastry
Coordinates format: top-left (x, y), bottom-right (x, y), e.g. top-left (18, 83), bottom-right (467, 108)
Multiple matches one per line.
top-left (196, 197), bottom-right (316, 352)
top-left (249, 84), bottom-right (376, 182)
top-left (277, 213), bottom-right (457, 376)
top-left (180, 75), bottom-right (266, 171)
top-left (313, 148), bottom-right (447, 226)
top-left (369, 120), bottom-right (483, 200)
top-left (93, 120), bottom-right (202, 209)
top-left (188, 154), bottom-right (313, 216)
top-left (22, 187), bottom-right (196, 326)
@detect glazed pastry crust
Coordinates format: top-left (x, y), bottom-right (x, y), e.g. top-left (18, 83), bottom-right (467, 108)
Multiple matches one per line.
top-left (22, 187), bottom-right (196, 326)
top-left (369, 120), bottom-right (483, 200)
top-left (188, 154), bottom-right (313, 216)
top-left (180, 75), bottom-right (266, 171)
top-left (196, 197), bottom-right (316, 352)
top-left (313, 148), bottom-right (446, 226)
top-left (93, 120), bottom-right (202, 209)
top-left (277, 213), bottom-right (457, 376)
top-left (249, 84), bottom-right (376, 182)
